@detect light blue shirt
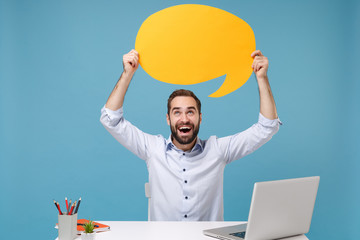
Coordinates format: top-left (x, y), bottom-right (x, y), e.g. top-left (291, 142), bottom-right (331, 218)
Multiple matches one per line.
top-left (100, 106), bottom-right (281, 221)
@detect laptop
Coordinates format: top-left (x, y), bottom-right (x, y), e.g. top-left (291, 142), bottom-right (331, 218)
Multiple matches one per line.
top-left (203, 176), bottom-right (320, 240)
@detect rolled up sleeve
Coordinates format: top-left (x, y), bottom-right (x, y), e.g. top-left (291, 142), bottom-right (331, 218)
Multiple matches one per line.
top-left (100, 106), bottom-right (152, 161)
top-left (100, 106), bottom-right (124, 127)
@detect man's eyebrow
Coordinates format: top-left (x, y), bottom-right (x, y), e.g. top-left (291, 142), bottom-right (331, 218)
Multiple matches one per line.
top-left (171, 106), bottom-right (197, 112)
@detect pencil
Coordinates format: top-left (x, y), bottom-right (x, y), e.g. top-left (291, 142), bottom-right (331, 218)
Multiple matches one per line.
top-left (57, 202), bottom-right (62, 215)
top-left (65, 197), bottom-right (68, 212)
top-left (74, 197), bottom-right (81, 214)
top-left (53, 200), bottom-right (61, 214)
top-left (72, 201), bottom-right (77, 214)
top-left (67, 200), bottom-right (72, 214)
top-left (69, 202), bottom-right (75, 215)
top-left (54, 200), bottom-right (62, 215)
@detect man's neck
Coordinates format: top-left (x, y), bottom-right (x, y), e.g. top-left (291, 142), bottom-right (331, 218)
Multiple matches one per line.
top-left (172, 137), bottom-right (197, 152)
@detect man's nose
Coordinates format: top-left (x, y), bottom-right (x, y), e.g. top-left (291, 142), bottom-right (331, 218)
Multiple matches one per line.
top-left (180, 113), bottom-right (189, 121)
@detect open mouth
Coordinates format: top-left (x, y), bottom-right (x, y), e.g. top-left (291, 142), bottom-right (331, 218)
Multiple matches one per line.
top-left (178, 126), bottom-right (192, 134)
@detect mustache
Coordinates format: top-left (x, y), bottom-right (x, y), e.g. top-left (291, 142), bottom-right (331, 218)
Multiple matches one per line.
top-left (176, 122), bottom-right (194, 128)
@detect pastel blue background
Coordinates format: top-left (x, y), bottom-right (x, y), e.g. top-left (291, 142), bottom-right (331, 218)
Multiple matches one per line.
top-left (1, 0), bottom-right (359, 239)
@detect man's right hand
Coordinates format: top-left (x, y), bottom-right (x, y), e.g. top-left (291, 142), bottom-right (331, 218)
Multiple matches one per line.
top-left (123, 49), bottom-right (139, 75)
top-left (105, 49), bottom-right (139, 110)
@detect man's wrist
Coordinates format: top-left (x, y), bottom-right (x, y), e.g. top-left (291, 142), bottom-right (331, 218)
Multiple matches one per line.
top-left (119, 71), bottom-right (135, 85)
top-left (122, 70), bottom-right (135, 78)
top-left (256, 75), bottom-right (269, 86)
top-left (256, 74), bottom-right (268, 80)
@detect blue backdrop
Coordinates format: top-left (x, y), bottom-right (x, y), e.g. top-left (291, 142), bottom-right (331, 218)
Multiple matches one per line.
top-left (1, 0), bottom-right (359, 239)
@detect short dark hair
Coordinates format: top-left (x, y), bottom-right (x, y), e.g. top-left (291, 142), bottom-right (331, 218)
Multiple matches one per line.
top-left (167, 89), bottom-right (201, 114)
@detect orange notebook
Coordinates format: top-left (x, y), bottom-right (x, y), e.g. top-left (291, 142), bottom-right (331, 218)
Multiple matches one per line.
top-left (77, 219), bottom-right (110, 233)
top-left (55, 219), bottom-right (110, 233)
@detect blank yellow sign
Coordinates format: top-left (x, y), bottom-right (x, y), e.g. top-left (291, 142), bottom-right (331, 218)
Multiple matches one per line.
top-left (135, 4), bottom-right (255, 97)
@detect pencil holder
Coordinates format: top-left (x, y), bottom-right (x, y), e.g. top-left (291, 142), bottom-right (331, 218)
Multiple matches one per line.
top-left (58, 213), bottom-right (78, 240)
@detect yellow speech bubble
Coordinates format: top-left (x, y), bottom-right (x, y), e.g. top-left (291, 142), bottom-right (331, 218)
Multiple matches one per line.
top-left (135, 4), bottom-right (255, 97)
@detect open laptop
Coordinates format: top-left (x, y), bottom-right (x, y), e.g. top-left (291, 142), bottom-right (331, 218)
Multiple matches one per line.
top-left (203, 176), bottom-right (320, 240)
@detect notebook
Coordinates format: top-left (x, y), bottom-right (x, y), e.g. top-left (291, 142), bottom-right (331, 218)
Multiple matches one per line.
top-left (203, 176), bottom-right (320, 240)
top-left (55, 219), bottom-right (110, 234)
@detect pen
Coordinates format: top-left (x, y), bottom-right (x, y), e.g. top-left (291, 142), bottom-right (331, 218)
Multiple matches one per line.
top-left (78, 223), bottom-right (99, 228)
top-left (65, 197), bottom-right (68, 212)
top-left (74, 197), bottom-right (81, 214)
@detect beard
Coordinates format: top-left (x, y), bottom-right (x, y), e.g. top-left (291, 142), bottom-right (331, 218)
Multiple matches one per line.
top-left (170, 120), bottom-right (200, 145)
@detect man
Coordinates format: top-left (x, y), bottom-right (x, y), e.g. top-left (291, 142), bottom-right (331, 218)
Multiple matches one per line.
top-left (100, 49), bottom-right (281, 221)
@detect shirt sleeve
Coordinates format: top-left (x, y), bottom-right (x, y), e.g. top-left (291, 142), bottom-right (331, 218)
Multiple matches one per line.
top-left (100, 106), bottom-right (154, 161)
top-left (216, 113), bottom-right (282, 164)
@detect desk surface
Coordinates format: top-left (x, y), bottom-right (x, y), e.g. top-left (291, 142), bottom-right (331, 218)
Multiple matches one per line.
top-left (71, 221), bottom-right (309, 240)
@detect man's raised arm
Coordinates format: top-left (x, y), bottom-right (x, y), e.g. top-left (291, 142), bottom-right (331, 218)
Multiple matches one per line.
top-left (251, 50), bottom-right (278, 120)
top-left (105, 49), bottom-right (139, 110)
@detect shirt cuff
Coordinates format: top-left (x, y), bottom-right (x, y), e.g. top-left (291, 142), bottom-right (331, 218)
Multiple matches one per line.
top-left (101, 105), bottom-right (124, 125)
top-left (258, 113), bottom-right (282, 127)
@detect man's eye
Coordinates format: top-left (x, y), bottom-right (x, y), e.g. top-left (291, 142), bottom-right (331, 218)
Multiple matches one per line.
top-left (188, 111), bottom-right (194, 115)
top-left (174, 111), bottom-right (180, 116)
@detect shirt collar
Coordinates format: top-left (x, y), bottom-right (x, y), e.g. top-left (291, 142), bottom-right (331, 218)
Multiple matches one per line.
top-left (166, 136), bottom-right (204, 152)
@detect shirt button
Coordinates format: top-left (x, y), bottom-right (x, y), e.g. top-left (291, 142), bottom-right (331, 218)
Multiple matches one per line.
top-left (184, 180), bottom-right (187, 183)
top-left (183, 153), bottom-right (185, 156)
top-left (185, 196), bottom-right (188, 200)
top-left (183, 169), bottom-right (186, 172)
top-left (184, 214), bottom-right (188, 218)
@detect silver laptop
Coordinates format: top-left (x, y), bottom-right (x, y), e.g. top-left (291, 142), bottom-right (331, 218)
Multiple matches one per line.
top-left (203, 176), bottom-right (320, 240)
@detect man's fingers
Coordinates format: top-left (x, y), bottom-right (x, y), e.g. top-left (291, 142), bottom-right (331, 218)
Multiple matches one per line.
top-left (125, 52), bottom-right (139, 63)
top-left (129, 49), bottom-right (139, 59)
top-left (252, 59), bottom-right (262, 71)
top-left (254, 62), bottom-right (259, 72)
top-left (122, 49), bottom-right (140, 74)
top-left (134, 55), bottom-right (139, 63)
top-left (251, 50), bottom-right (263, 58)
top-left (130, 59), bottom-right (135, 67)
top-left (123, 55), bottom-right (139, 66)
top-left (124, 50), bottom-right (139, 60)
top-left (130, 49), bottom-right (138, 55)
top-left (252, 56), bottom-right (268, 70)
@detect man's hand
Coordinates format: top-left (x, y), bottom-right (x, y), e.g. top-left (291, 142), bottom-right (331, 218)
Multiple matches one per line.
top-left (250, 50), bottom-right (278, 120)
top-left (123, 49), bottom-right (139, 75)
top-left (105, 49), bottom-right (139, 110)
top-left (251, 50), bottom-right (268, 80)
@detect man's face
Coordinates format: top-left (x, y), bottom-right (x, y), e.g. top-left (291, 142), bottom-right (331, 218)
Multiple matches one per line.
top-left (167, 96), bottom-right (202, 146)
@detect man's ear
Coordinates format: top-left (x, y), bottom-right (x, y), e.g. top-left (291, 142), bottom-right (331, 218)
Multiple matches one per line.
top-left (200, 113), bottom-right (202, 124)
top-left (166, 113), bottom-right (170, 126)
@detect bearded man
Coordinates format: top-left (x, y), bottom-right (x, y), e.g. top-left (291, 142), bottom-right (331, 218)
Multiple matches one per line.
top-left (100, 49), bottom-right (281, 221)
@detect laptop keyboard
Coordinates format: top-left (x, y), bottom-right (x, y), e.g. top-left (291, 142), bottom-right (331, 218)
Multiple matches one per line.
top-left (229, 231), bottom-right (246, 239)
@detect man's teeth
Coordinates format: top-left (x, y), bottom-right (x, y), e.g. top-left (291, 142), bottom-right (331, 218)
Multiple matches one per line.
top-left (179, 127), bottom-right (190, 130)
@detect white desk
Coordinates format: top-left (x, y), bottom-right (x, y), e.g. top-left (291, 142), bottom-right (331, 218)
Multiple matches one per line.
top-left (72, 221), bottom-right (309, 240)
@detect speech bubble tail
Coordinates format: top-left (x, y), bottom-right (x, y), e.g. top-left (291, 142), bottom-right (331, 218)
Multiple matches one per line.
top-left (208, 70), bottom-right (252, 98)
